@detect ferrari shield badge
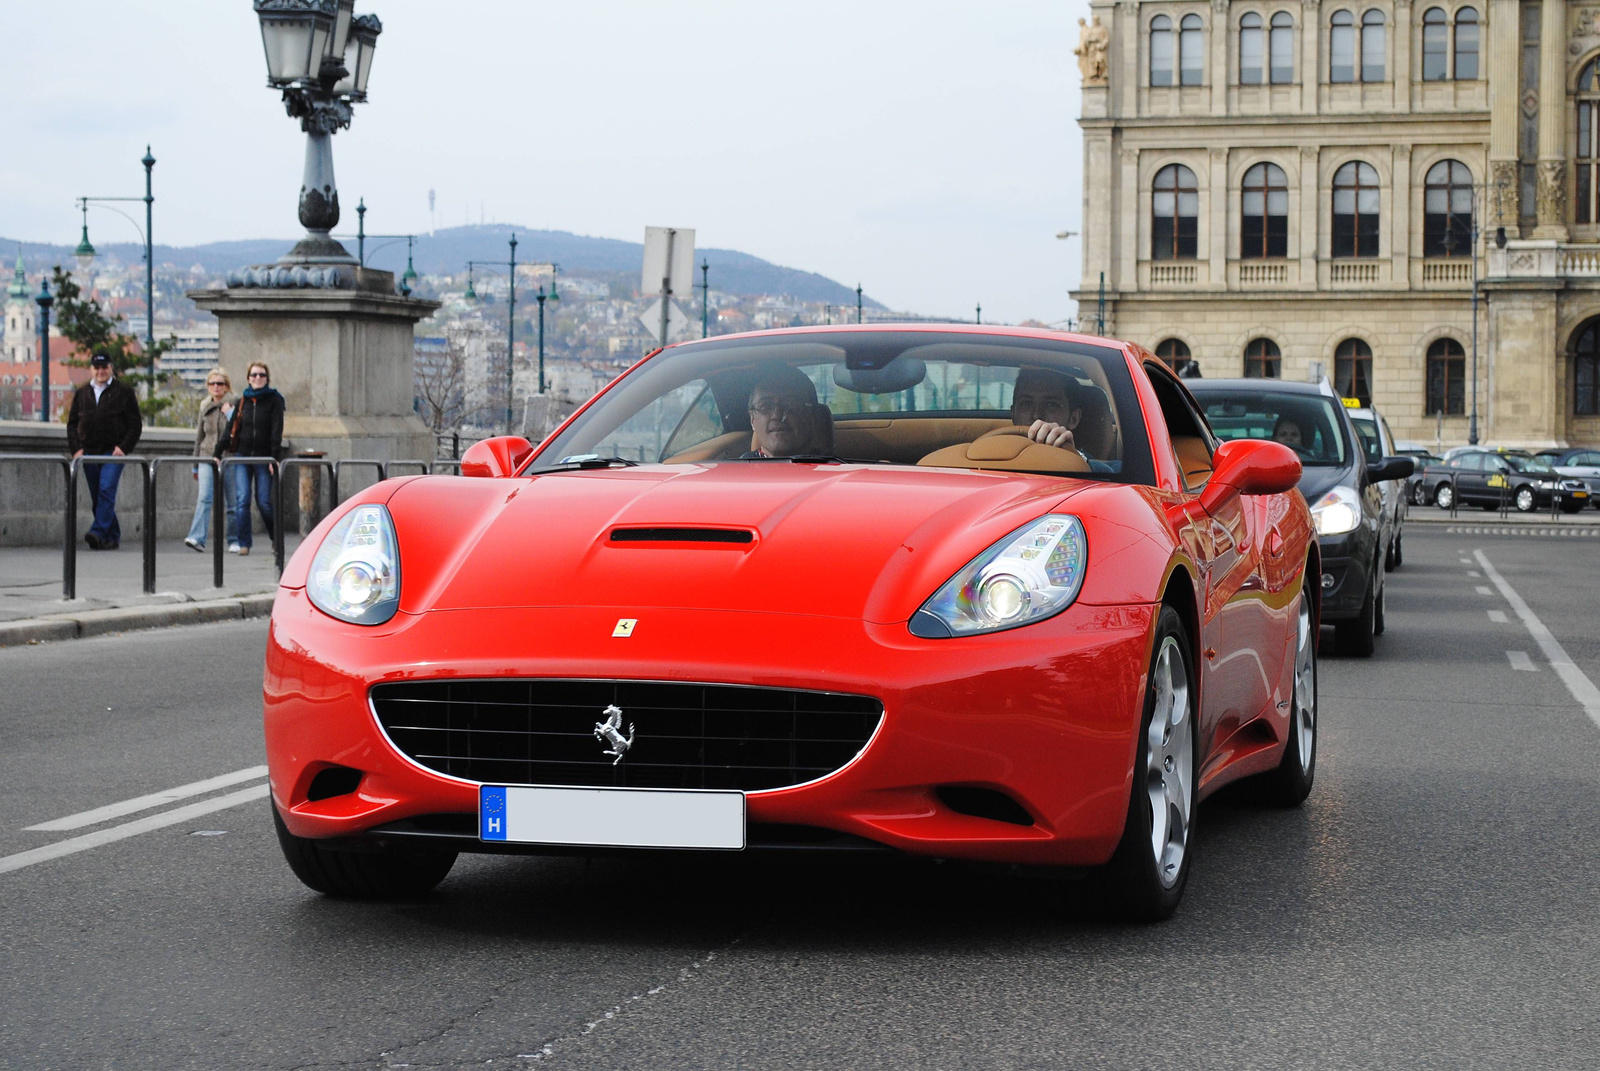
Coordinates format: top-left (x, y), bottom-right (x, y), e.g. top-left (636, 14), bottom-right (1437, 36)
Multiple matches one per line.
top-left (594, 704), bottom-right (636, 764)
top-left (612, 618), bottom-right (637, 637)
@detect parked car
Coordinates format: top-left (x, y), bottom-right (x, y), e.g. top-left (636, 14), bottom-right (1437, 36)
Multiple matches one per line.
top-left (1188, 378), bottom-right (1412, 656)
top-left (1534, 446), bottom-right (1600, 508)
top-left (264, 325), bottom-right (1318, 921)
top-left (1346, 406), bottom-right (1409, 570)
top-left (1418, 448), bottom-right (1587, 512)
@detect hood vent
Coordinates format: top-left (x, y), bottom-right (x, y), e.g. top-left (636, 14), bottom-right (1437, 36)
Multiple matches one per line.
top-left (609, 527), bottom-right (754, 544)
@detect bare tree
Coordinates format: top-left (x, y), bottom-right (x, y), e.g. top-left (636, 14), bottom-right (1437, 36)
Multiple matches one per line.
top-left (414, 335), bottom-right (467, 435)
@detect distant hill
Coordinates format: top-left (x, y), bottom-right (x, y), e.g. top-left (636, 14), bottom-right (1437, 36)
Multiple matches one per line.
top-left (1, 224), bottom-right (883, 307)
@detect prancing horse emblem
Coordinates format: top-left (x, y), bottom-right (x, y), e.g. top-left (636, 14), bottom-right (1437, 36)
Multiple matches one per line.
top-left (594, 704), bottom-right (635, 764)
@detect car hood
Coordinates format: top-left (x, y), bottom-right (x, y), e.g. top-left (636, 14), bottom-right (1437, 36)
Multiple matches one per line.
top-left (385, 464), bottom-right (1094, 623)
top-left (1296, 463), bottom-right (1354, 504)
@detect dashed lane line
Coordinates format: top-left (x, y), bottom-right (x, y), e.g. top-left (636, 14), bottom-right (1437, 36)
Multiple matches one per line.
top-left (1476, 549), bottom-right (1600, 731)
top-left (1488, 610), bottom-right (1508, 623)
top-left (1476, 585), bottom-right (1494, 595)
top-left (0, 785), bottom-right (269, 876)
top-left (25, 765), bottom-right (268, 832)
top-left (1508, 651), bottom-right (1537, 672)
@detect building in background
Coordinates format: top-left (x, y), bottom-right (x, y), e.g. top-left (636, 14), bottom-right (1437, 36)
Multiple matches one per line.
top-left (4, 253), bottom-right (36, 365)
top-left (155, 323), bottom-right (220, 389)
top-left (1074, 0), bottom-right (1600, 447)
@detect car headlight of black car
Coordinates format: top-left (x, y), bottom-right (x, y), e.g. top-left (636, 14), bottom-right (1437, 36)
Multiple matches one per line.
top-left (910, 515), bottom-right (1087, 638)
top-left (307, 504), bottom-right (401, 625)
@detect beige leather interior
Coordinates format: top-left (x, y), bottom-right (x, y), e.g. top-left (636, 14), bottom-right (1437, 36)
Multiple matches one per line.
top-left (919, 429), bottom-right (1091, 474)
top-left (1173, 435), bottom-right (1214, 488)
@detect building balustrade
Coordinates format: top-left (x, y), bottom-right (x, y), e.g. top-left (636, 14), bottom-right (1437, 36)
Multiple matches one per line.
top-left (1484, 241), bottom-right (1600, 282)
top-left (1329, 260), bottom-right (1382, 285)
top-left (1421, 259), bottom-right (1473, 286)
top-left (1238, 262), bottom-right (1290, 286)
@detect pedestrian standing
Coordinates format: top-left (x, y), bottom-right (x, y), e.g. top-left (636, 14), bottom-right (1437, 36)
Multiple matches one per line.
top-left (184, 367), bottom-right (236, 552)
top-left (66, 353), bottom-right (143, 551)
top-left (217, 361), bottom-right (284, 556)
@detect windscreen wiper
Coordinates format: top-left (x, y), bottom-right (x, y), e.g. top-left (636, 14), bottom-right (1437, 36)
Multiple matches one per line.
top-left (739, 454), bottom-right (887, 465)
top-left (528, 455), bottom-right (642, 474)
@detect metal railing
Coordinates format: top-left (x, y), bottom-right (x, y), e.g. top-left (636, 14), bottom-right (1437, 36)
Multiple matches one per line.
top-left (0, 454), bottom-right (77, 599)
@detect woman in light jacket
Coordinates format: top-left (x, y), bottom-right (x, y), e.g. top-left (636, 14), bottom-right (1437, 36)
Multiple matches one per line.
top-left (184, 367), bottom-right (236, 551)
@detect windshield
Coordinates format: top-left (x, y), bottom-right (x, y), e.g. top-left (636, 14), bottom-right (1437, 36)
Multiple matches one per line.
top-left (1506, 455), bottom-right (1556, 474)
top-left (1190, 390), bottom-right (1349, 466)
top-left (536, 330), bottom-right (1156, 484)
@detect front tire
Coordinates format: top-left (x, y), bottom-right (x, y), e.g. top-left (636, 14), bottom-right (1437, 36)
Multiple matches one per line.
top-left (1434, 483), bottom-right (1454, 510)
top-left (1335, 570), bottom-right (1377, 657)
top-left (1097, 607), bottom-right (1196, 922)
top-left (272, 803), bottom-right (457, 898)
top-left (1253, 575), bottom-right (1318, 806)
top-left (1515, 486), bottom-right (1537, 513)
top-left (1411, 482), bottom-right (1428, 507)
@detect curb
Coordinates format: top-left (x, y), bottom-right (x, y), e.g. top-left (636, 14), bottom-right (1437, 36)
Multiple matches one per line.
top-left (0, 592), bottom-right (278, 648)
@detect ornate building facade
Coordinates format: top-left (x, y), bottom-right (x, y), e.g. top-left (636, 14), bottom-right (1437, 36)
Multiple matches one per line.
top-left (4, 252), bottom-right (36, 365)
top-left (1074, 0), bottom-right (1600, 446)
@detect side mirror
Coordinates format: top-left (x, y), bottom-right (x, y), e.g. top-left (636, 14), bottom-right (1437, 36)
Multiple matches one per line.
top-left (460, 436), bottom-right (534, 478)
top-left (1199, 439), bottom-right (1301, 513)
top-left (1367, 456), bottom-right (1415, 482)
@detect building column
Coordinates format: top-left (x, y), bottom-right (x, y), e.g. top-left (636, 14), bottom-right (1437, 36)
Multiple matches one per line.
top-left (1210, 147), bottom-right (1229, 288)
top-left (1301, 0), bottom-right (1321, 114)
top-left (1534, 0), bottom-right (1569, 239)
top-left (1119, 144), bottom-right (1141, 293)
top-left (1300, 146), bottom-right (1320, 288)
top-left (1392, 0), bottom-right (1412, 112)
top-left (1392, 143), bottom-right (1412, 283)
top-left (1486, 0), bottom-right (1520, 234)
top-left (1211, 0), bottom-right (1229, 116)
top-left (1118, 0), bottom-right (1140, 119)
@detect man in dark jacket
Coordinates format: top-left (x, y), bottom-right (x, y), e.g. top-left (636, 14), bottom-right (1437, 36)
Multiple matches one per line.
top-left (67, 353), bottom-right (143, 550)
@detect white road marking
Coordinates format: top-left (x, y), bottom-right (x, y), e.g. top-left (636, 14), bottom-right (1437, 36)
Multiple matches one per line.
top-left (25, 766), bottom-right (267, 832)
top-left (1488, 610), bottom-right (1509, 623)
top-left (1477, 549), bottom-right (1600, 731)
top-left (1459, 557), bottom-right (1472, 564)
top-left (1508, 651), bottom-right (1537, 672)
top-left (0, 785), bottom-right (268, 876)
top-left (1476, 585), bottom-right (1493, 595)
top-left (1468, 570), bottom-right (1482, 578)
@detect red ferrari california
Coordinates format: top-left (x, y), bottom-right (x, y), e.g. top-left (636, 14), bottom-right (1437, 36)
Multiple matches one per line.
top-left (265, 325), bottom-right (1316, 919)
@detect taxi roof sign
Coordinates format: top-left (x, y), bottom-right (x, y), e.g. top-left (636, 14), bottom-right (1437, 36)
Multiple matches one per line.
top-left (1341, 397), bottom-right (1362, 408)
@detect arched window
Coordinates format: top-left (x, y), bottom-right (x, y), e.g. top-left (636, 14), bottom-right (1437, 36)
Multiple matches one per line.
top-left (1152, 164), bottom-right (1200, 260)
top-left (1421, 8), bottom-right (1448, 81)
top-left (1454, 8), bottom-right (1479, 79)
top-left (1361, 10), bottom-right (1386, 82)
top-left (1270, 12), bottom-right (1295, 83)
top-left (1241, 162), bottom-right (1289, 258)
top-left (1155, 338), bottom-right (1191, 372)
top-left (1180, 14), bottom-right (1205, 85)
top-left (1332, 161), bottom-right (1381, 258)
top-left (1330, 10), bottom-right (1356, 82)
top-left (1240, 13), bottom-right (1264, 85)
top-left (1245, 338), bottom-right (1282, 378)
top-left (1335, 338), bottom-right (1373, 405)
top-left (1424, 160), bottom-right (1473, 257)
top-left (1579, 60), bottom-right (1600, 223)
top-left (1425, 338), bottom-right (1466, 415)
top-left (1150, 16), bottom-right (1174, 86)
top-left (1573, 321), bottom-right (1600, 415)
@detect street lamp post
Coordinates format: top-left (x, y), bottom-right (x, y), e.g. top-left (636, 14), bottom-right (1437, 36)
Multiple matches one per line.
top-left (856, 283), bottom-right (863, 324)
top-left (465, 233), bottom-right (526, 433)
top-left (35, 280), bottom-right (53, 423)
top-left (534, 273), bottom-right (560, 395)
top-left (975, 301), bottom-right (982, 325)
top-left (356, 198), bottom-right (367, 266)
top-left (73, 146), bottom-right (157, 396)
top-left (698, 259), bottom-right (710, 338)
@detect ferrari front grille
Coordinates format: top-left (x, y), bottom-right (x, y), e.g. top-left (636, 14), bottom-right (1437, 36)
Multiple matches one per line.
top-left (370, 680), bottom-right (883, 792)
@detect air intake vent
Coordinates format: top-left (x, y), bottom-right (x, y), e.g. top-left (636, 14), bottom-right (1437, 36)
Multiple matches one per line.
top-left (609, 527), bottom-right (754, 544)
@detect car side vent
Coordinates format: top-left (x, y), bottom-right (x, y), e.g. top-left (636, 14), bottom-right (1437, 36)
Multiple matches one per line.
top-left (610, 527), bottom-right (754, 544)
top-left (306, 766), bottom-right (363, 802)
top-left (936, 786), bottom-right (1035, 827)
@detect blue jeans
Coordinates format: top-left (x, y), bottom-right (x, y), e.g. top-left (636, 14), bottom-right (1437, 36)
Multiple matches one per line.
top-left (230, 463), bottom-right (275, 549)
top-left (82, 462), bottom-right (123, 546)
top-left (184, 465), bottom-right (235, 548)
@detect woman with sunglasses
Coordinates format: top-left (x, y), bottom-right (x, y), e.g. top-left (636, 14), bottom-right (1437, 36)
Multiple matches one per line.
top-left (183, 367), bottom-right (237, 552)
top-left (215, 362), bottom-right (285, 555)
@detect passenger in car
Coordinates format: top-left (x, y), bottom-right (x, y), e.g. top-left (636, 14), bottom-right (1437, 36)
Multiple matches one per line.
top-left (743, 367), bottom-right (832, 457)
top-left (1272, 415), bottom-right (1306, 450)
top-left (1010, 368), bottom-right (1088, 454)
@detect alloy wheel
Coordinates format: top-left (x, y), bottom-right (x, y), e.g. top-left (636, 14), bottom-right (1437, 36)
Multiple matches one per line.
top-left (1436, 484), bottom-right (1454, 510)
top-left (1146, 636), bottom-right (1193, 889)
top-left (1293, 594), bottom-right (1316, 773)
top-left (1515, 487), bottom-right (1536, 512)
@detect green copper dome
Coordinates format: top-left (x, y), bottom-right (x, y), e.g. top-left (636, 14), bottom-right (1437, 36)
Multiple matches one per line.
top-left (6, 250), bottom-right (27, 301)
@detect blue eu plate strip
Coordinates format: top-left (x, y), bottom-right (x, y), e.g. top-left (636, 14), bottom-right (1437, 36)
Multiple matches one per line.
top-left (479, 786), bottom-right (507, 841)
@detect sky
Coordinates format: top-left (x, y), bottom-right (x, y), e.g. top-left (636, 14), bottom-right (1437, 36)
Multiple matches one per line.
top-left (0, 1), bottom-right (1089, 324)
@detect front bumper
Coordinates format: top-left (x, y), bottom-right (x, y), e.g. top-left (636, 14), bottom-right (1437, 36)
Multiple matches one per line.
top-left (265, 589), bottom-right (1158, 867)
top-left (1315, 530), bottom-right (1373, 619)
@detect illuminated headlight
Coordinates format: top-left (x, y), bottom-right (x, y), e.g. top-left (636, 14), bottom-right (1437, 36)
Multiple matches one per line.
top-left (307, 504), bottom-right (401, 625)
top-left (1311, 486), bottom-right (1362, 537)
top-left (1537, 480), bottom-right (1558, 489)
top-left (911, 514), bottom-right (1087, 637)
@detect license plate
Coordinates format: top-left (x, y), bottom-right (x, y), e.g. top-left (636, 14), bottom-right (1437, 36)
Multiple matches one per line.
top-left (479, 785), bottom-right (745, 850)
top-left (1574, 491), bottom-right (1589, 498)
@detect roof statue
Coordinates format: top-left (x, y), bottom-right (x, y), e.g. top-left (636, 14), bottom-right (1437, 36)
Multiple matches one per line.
top-left (1075, 16), bottom-right (1109, 88)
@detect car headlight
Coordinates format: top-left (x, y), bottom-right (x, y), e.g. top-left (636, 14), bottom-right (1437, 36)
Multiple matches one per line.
top-left (307, 503), bottom-right (401, 625)
top-left (1311, 486), bottom-right (1362, 537)
top-left (910, 514), bottom-right (1087, 638)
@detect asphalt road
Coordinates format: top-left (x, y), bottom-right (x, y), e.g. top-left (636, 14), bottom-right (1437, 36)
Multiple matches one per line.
top-left (1, 526), bottom-right (1597, 1070)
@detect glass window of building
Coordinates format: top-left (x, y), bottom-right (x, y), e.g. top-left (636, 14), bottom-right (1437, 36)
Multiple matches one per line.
top-left (1335, 338), bottom-right (1374, 405)
top-left (1180, 14), bottom-right (1205, 85)
top-left (1244, 338), bottom-right (1282, 378)
top-left (1425, 338), bottom-right (1466, 415)
top-left (1332, 161), bottom-right (1381, 258)
top-left (1152, 164), bottom-right (1200, 260)
top-left (1155, 338), bottom-right (1192, 372)
top-left (1421, 8), bottom-right (1448, 81)
top-left (1270, 12), bottom-right (1295, 83)
top-left (1579, 60), bottom-right (1600, 223)
top-left (1573, 321), bottom-right (1600, 415)
top-left (1151, 15), bottom-right (1174, 86)
top-left (1423, 160), bottom-right (1473, 257)
top-left (1240, 13), bottom-right (1264, 84)
top-left (1361, 10), bottom-right (1386, 82)
top-left (1330, 10), bottom-right (1356, 82)
top-left (1241, 162), bottom-right (1290, 258)
top-left (1454, 8), bottom-right (1479, 79)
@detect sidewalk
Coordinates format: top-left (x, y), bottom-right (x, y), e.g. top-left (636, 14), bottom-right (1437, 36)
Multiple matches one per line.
top-left (0, 535), bottom-right (303, 646)
top-left (1407, 506), bottom-right (1600, 526)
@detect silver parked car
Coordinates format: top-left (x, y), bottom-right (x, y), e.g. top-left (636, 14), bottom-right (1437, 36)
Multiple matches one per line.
top-left (1348, 406), bottom-right (1408, 570)
top-left (1535, 447), bottom-right (1600, 509)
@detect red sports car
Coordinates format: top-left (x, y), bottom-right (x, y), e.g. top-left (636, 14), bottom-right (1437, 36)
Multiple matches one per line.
top-left (265, 325), bottom-right (1316, 919)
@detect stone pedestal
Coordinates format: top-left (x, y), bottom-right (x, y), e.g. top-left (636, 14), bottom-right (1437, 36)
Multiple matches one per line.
top-left (188, 270), bottom-right (440, 462)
